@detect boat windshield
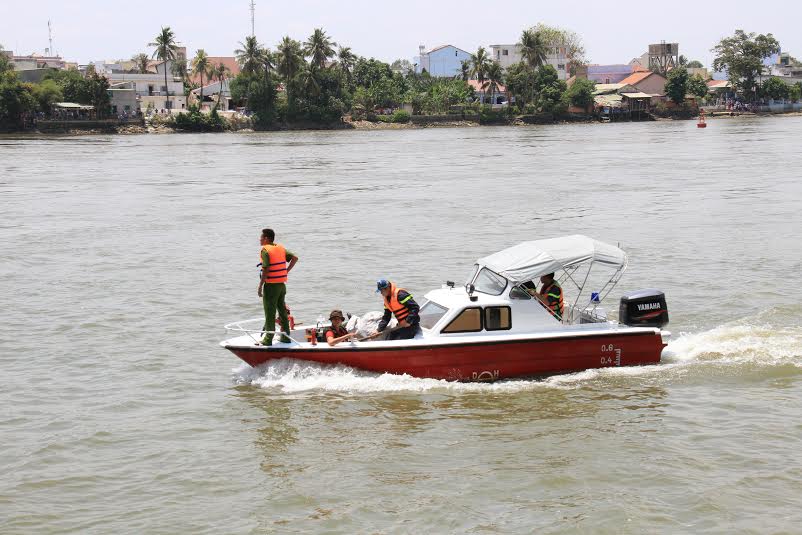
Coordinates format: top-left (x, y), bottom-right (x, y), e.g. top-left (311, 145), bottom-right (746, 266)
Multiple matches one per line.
top-left (419, 300), bottom-right (448, 329)
top-left (473, 267), bottom-right (507, 296)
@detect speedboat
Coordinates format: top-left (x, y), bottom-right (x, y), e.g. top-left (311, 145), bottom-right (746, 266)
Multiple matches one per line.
top-left (221, 235), bottom-right (670, 381)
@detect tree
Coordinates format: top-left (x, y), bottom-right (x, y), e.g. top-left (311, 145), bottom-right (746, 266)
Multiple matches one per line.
top-left (533, 65), bottom-right (567, 114)
top-left (211, 62), bottom-right (230, 108)
top-left (338, 46), bottom-right (357, 83)
top-left (149, 27), bottom-right (179, 109)
top-left (276, 36), bottom-right (303, 101)
top-left (504, 62), bottom-right (536, 111)
top-left (304, 28), bottom-right (336, 69)
top-left (688, 74), bottom-right (709, 100)
top-left (678, 55), bottom-right (688, 67)
top-left (687, 60), bottom-right (704, 69)
top-left (470, 47), bottom-right (490, 102)
top-left (565, 77), bottom-right (595, 109)
top-left (235, 36), bottom-right (264, 76)
top-left (790, 82), bottom-right (802, 103)
top-left (665, 66), bottom-right (690, 105)
top-left (230, 70), bottom-right (278, 127)
top-left (712, 30), bottom-right (780, 101)
top-left (762, 77), bottom-right (789, 101)
top-left (519, 29), bottom-right (548, 70)
top-left (86, 70), bottom-right (111, 116)
top-left (33, 79), bottom-right (63, 114)
top-left (131, 53), bottom-right (150, 74)
top-left (459, 59), bottom-right (470, 82)
top-left (192, 49), bottom-right (210, 104)
top-left (485, 61), bottom-right (504, 104)
top-left (532, 23), bottom-right (587, 75)
top-left (0, 72), bottom-right (37, 128)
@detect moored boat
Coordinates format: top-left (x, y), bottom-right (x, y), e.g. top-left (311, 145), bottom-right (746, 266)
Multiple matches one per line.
top-left (222, 235), bottom-right (670, 381)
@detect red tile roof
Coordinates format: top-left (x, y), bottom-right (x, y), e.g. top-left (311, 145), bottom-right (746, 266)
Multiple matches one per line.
top-left (189, 57), bottom-right (241, 84)
top-left (468, 79), bottom-right (507, 92)
top-left (618, 71), bottom-right (655, 86)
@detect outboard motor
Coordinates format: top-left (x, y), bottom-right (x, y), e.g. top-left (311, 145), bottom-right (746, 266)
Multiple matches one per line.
top-left (619, 289), bottom-right (669, 328)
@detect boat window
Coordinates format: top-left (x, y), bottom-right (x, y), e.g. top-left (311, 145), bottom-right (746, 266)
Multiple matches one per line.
top-left (509, 285), bottom-right (532, 300)
top-left (419, 301), bottom-right (448, 329)
top-left (442, 308), bottom-right (483, 334)
top-left (485, 306), bottom-right (511, 331)
top-left (473, 268), bottom-right (507, 296)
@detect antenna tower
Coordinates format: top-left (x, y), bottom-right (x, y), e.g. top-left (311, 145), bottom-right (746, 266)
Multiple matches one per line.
top-left (48, 19), bottom-right (54, 56)
top-left (250, 1), bottom-right (256, 37)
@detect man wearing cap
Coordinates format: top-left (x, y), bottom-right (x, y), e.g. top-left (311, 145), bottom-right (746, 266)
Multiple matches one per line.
top-left (325, 310), bottom-right (355, 346)
top-left (376, 279), bottom-right (421, 340)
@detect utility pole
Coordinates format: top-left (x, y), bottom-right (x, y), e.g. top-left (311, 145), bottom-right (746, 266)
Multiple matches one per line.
top-left (250, 0), bottom-right (256, 37)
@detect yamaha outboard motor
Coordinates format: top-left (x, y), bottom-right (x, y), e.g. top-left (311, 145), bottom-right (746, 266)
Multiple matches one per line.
top-left (619, 289), bottom-right (669, 328)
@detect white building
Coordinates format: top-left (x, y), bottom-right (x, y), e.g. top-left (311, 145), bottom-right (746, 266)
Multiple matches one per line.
top-left (106, 73), bottom-right (186, 111)
top-left (488, 43), bottom-right (569, 80)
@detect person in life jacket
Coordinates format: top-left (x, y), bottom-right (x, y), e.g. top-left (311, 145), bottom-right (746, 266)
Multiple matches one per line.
top-left (536, 272), bottom-right (564, 322)
top-left (325, 309), bottom-right (355, 346)
top-left (257, 228), bottom-right (299, 345)
top-left (375, 279), bottom-right (421, 340)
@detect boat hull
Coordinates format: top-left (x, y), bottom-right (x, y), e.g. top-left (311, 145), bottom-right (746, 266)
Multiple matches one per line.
top-left (225, 330), bottom-right (665, 381)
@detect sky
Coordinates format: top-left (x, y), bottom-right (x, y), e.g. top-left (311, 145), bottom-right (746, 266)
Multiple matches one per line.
top-left (1, 0), bottom-right (800, 68)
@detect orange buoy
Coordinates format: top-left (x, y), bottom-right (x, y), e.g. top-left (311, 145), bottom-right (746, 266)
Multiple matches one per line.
top-left (697, 109), bottom-right (707, 128)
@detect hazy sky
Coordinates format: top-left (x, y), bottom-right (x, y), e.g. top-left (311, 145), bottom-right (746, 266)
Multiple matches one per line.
top-left (2, 0), bottom-right (800, 67)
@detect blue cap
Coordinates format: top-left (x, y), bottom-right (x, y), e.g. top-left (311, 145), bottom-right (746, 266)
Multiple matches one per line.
top-left (376, 279), bottom-right (390, 293)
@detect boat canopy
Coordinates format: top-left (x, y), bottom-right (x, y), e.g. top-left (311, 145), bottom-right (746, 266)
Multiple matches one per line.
top-left (476, 235), bottom-right (627, 283)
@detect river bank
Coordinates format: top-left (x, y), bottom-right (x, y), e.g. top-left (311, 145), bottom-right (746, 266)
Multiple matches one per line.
top-left (4, 108), bottom-right (802, 135)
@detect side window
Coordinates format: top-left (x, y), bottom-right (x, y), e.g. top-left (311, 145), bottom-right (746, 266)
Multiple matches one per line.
top-left (485, 306), bottom-right (511, 331)
top-left (442, 308), bottom-right (482, 333)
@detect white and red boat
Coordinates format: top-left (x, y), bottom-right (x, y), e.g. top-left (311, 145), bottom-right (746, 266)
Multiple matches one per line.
top-left (222, 235), bottom-right (670, 381)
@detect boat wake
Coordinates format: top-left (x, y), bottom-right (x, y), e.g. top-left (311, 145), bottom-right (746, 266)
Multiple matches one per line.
top-left (231, 308), bottom-right (802, 393)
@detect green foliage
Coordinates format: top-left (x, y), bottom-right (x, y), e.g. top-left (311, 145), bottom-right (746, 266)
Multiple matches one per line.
top-left (230, 70), bottom-right (278, 127)
top-left (686, 60), bottom-right (704, 69)
top-left (42, 68), bottom-right (110, 116)
top-left (762, 77), bottom-right (789, 101)
top-left (712, 30), bottom-right (781, 100)
top-left (688, 74), bottom-right (709, 100)
top-left (505, 62), bottom-right (536, 111)
top-left (33, 79), bottom-right (63, 114)
top-left (0, 52), bottom-right (13, 75)
top-left (287, 66), bottom-right (349, 124)
top-left (790, 82), bottom-right (802, 103)
top-left (374, 109), bottom-right (410, 123)
top-left (665, 67), bottom-right (690, 104)
top-left (533, 65), bottom-right (567, 114)
top-left (169, 104), bottom-right (228, 131)
top-left (565, 78), bottom-right (595, 108)
top-left (0, 71), bottom-right (37, 128)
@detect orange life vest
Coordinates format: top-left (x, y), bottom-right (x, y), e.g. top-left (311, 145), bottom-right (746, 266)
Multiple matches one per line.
top-left (541, 281), bottom-right (564, 321)
top-left (261, 243), bottom-right (288, 283)
top-left (385, 283), bottom-right (412, 323)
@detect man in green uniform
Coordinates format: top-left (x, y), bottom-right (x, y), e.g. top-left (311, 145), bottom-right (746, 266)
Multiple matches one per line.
top-left (257, 228), bottom-right (298, 345)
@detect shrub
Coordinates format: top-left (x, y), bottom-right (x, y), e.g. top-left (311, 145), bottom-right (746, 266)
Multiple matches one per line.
top-left (169, 105), bottom-right (228, 132)
top-left (391, 109), bottom-right (410, 123)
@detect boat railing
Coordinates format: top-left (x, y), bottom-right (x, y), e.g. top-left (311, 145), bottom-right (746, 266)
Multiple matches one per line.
top-left (224, 318), bottom-right (305, 346)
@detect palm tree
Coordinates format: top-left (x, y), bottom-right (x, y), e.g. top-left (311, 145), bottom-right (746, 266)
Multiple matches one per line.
top-left (276, 36), bottom-right (303, 100)
top-left (211, 62), bottom-right (231, 109)
top-left (519, 29), bottom-right (548, 70)
top-left (235, 35), bottom-right (264, 76)
top-left (192, 49), bottom-right (210, 106)
top-left (470, 47), bottom-right (490, 103)
top-left (303, 28), bottom-right (336, 69)
top-left (131, 52), bottom-right (150, 74)
top-left (149, 27), bottom-right (179, 110)
top-left (485, 61), bottom-right (504, 104)
top-left (460, 59), bottom-right (471, 82)
top-left (336, 46), bottom-right (356, 82)
top-left (298, 65), bottom-right (321, 97)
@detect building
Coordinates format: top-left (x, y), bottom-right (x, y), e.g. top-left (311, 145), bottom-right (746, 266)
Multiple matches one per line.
top-left (105, 73), bottom-right (186, 111)
top-left (488, 43), bottom-right (569, 80)
top-left (189, 80), bottom-right (234, 110)
top-left (618, 71), bottom-right (668, 96)
top-left (415, 45), bottom-right (472, 77)
top-left (467, 79), bottom-right (507, 104)
top-left (108, 85), bottom-right (138, 115)
top-left (7, 52), bottom-right (66, 71)
top-left (587, 64), bottom-right (635, 84)
top-left (189, 57), bottom-right (240, 85)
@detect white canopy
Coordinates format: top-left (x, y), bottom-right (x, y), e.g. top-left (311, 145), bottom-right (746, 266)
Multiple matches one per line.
top-left (477, 235), bottom-right (627, 283)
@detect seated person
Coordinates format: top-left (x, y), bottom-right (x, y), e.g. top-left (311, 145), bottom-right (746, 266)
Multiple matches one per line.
top-left (534, 273), bottom-right (564, 321)
top-left (325, 310), bottom-right (355, 346)
top-left (521, 280), bottom-right (538, 297)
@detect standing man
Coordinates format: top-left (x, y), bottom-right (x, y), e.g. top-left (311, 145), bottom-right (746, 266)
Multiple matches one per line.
top-left (375, 279), bottom-right (421, 340)
top-left (536, 272), bottom-right (563, 322)
top-left (258, 228), bottom-right (298, 345)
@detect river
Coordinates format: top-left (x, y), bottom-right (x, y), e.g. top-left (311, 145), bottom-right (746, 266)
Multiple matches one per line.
top-left (2, 118), bottom-right (801, 533)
